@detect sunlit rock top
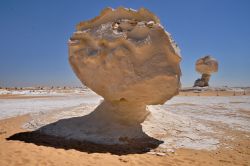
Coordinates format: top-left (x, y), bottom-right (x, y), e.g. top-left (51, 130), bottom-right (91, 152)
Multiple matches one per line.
top-left (196, 55), bottom-right (218, 75)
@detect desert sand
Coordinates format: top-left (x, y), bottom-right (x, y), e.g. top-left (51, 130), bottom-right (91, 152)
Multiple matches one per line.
top-left (0, 88), bottom-right (250, 166)
top-left (0, 109), bottom-right (249, 166)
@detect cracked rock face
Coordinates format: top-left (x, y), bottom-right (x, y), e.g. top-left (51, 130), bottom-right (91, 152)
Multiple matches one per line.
top-left (194, 56), bottom-right (218, 87)
top-left (69, 7), bottom-right (181, 124)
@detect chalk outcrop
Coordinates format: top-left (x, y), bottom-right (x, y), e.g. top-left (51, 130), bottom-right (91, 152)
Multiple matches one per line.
top-left (194, 55), bottom-right (218, 87)
top-left (68, 7), bottom-right (181, 125)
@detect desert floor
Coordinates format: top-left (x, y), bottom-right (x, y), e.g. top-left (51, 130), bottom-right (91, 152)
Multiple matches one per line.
top-left (0, 88), bottom-right (249, 166)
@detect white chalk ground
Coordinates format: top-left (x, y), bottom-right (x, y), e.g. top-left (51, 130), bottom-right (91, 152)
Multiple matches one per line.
top-left (0, 90), bottom-right (102, 120)
top-left (146, 96), bottom-right (250, 153)
top-left (0, 89), bottom-right (250, 153)
top-left (0, 88), bottom-right (86, 96)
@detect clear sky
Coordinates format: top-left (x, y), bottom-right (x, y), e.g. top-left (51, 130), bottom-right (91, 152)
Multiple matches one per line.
top-left (0, 0), bottom-right (250, 87)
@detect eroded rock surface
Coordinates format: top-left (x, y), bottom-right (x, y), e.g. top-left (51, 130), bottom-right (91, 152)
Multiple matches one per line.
top-left (37, 7), bottom-right (181, 145)
top-left (69, 7), bottom-right (181, 124)
top-left (194, 55), bottom-right (218, 87)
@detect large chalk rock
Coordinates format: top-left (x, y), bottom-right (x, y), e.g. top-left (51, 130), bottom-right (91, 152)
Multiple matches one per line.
top-left (194, 55), bottom-right (218, 87)
top-left (69, 7), bottom-right (181, 124)
top-left (37, 8), bottom-right (181, 145)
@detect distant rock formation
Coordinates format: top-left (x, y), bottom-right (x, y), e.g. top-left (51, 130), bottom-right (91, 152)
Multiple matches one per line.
top-left (194, 55), bottom-right (218, 87)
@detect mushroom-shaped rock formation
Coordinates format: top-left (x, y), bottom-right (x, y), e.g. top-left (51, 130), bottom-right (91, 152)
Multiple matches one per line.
top-left (69, 7), bottom-right (181, 124)
top-left (194, 55), bottom-right (218, 87)
top-left (39, 7), bottom-right (181, 145)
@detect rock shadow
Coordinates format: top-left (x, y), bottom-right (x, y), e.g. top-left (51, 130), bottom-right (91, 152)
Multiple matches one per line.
top-left (7, 102), bottom-right (163, 155)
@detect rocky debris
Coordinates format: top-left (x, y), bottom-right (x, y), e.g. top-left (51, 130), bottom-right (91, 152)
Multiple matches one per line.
top-left (194, 55), bottom-right (218, 87)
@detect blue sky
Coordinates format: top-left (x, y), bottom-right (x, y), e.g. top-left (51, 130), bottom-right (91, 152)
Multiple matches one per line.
top-left (0, 0), bottom-right (250, 87)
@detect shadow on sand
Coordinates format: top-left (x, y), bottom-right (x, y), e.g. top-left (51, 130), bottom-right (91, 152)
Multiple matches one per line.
top-left (7, 131), bottom-right (162, 155)
top-left (7, 102), bottom-right (163, 155)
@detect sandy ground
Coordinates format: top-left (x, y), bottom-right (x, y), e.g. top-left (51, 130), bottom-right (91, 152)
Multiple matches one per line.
top-left (1, 88), bottom-right (249, 98)
top-left (0, 89), bottom-right (250, 166)
top-left (179, 90), bottom-right (249, 96)
top-left (0, 114), bottom-right (249, 166)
